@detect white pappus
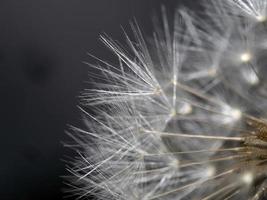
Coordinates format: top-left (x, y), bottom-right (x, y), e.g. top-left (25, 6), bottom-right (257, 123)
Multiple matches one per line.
top-left (66, 0), bottom-right (267, 199)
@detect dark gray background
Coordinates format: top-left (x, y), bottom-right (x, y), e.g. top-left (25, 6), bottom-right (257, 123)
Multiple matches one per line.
top-left (0, 0), bottom-right (198, 199)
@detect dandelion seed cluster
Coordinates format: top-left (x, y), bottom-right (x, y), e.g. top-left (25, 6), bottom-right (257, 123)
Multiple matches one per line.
top-left (67, 0), bottom-right (267, 199)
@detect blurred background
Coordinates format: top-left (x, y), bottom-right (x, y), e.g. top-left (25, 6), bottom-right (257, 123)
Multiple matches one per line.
top-left (0, 0), bottom-right (198, 199)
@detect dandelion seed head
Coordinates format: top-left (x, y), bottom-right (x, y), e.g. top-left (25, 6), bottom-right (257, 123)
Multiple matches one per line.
top-left (205, 165), bottom-right (216, 177)
top-left (220, 106), bottom-right (242, 124)
top-left (171, 79), bottom-right (177, 86)
top-left (256, 15), bottom-right (267, 22)
top-left (207, 67), bottom-right (218, 77)
top-left (240, 52), bottom-right (252, 63)
top-left (169, 158), bottom-right (179, 168)
top-left (242, 68), bottom-right (259, 85)
top-left (241, 172), bottom-right (254, 185)
top-left (229, 108), bottom-right (242, 120)
top-left (177, 102), bottom-right (193, 115)
top-left (66, 0), bottom-right (267, 199)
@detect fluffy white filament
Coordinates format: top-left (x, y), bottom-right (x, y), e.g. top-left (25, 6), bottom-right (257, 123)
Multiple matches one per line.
top-left (66, 0), bottom-right (267, 199)
top-left (228, 0), bottom-right (267, 21)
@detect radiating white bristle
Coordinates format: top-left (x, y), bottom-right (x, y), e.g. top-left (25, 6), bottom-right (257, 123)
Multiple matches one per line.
top-left (67, 0), bottom-right (267, 199)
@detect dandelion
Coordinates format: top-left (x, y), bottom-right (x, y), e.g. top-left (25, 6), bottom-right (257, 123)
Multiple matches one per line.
top-left (66, 0), bottom-right (267, 199)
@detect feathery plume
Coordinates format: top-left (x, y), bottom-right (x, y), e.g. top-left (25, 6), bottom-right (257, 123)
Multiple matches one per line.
top-left (66, 0), bottom-right (267, 199)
